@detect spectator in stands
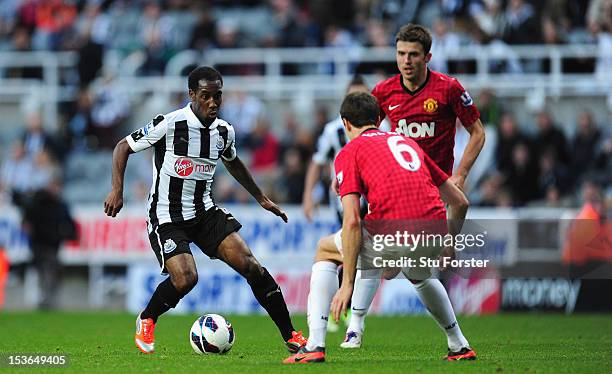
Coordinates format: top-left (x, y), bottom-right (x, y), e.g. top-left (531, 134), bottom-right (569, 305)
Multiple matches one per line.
top-left (90, 75), bottom-right (130, 149)
top-left (261, 0), bottom-right (307, 48)
top-left (188, 6), bottom-right (217, 51)
top-left (504, 142), bottom-right (539, 205)
top-left (587, 0), bottom-right (612, 36)
top-left (476, 87), bottom-right (503, 128)
top-left (21, 174), bottom-right (76, 310)
top-left (216, 19), bottom-right (243, 49)
top-left (138, 1), bottom-right (178, 75)
top-left (29, 148), bottom-right (61, 195)
top-left (279, 146), bottom-right (306, 204)
top-left (22, 112), bottom-right (62, 162)
top-left (244, 119), bottom-right (280, 174)
top-left (0, 141), bottom-right (34, 202)
top-left (219, 90), bottom-right (265, 146)
top-left (4, 26), bottom-right (42, 79)
top-left (537, 149), bottom-right (570, 198)
top-left (532, 111), bottom-right (569, 166)
top-left (66, 88), bottom-right (95, 152)
top-left (495, 112), bottom-right (529, 174)
top-left (0, 0), bottom-right (19, 44)
top-left (73, 2), bottom-right (108, 87)
top-left (470, 172), bottom-right (504, 207)
top-left (31, 0), bottom-right (77, 51)
top-left (542, 16), bottom-right (564, 44)
top-left (471, 0), bottom-right (505, 41)
top-left (429, 18), bottom-right (462, 74)
top-left (502, 0), bottom-right (540, 45)
top-left (541, 0), bottom-right (573, 43)
top-left (588, 0), bottom-right (612, 76)
top-left (76, 31), bottom-right (104, 87)
top-left (571, 110), bottom-right (601, 180)
top-left (360, 19), bottom-right (392, 48)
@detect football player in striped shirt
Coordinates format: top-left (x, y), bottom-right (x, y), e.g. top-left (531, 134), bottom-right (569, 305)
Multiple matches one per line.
top-left (104, 66), bottom-right (306, 355)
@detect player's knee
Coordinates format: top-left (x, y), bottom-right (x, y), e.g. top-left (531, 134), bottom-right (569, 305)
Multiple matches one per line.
top-left (172, 268), bottom-right (198, 294)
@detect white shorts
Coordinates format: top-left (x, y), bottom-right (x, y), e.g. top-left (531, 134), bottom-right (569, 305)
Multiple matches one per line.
top-left (332, 228), bottom-right (441, 280)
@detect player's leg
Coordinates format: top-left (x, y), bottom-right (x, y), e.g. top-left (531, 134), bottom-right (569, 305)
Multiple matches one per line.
top-left (284, 233), bottom-right (340, 364)
top-left (137, 226), bottom-right (195, 354)
top-left (216, 232), bottom-right (305, 352)
top-left (307, 234), bottom-right (342, 349)
top-left (140, 253), bottom-right (198, 322)
top-left (405, 264), bottom-right (475, 360)
top-left (341, 268), bottom-right (381, 348)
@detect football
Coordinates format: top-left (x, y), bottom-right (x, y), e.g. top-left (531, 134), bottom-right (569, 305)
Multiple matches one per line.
top-left (190, 314), bottom-right (235, 354)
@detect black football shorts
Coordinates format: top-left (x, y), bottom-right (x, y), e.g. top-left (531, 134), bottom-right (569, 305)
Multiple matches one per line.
top-left (148, 206), bottom-right (242, 274)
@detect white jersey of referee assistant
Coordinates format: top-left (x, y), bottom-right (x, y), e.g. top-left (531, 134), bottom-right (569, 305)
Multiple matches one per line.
top-left (126, 103), bottom-right (237, 232)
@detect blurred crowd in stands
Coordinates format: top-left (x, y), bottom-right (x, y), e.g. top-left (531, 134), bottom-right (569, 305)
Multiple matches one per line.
top-left (1, 0), bottom-right (612, 80)
top-left (0, 0), bottom-right (610, 211)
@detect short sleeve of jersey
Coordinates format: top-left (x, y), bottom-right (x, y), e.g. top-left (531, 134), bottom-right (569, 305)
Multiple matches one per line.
top-left (449, 78), bottom-right (480, 128)
top-left (424, 151), bottom-right (449, 186)
top-left (221, 125), bottom-right (237, 161)
top-left (126, 114), bottom-right (167, 152)
top-left (312, 128), bottom-right (334, 165)
top-left (334, 147), bottom-right (363, 197)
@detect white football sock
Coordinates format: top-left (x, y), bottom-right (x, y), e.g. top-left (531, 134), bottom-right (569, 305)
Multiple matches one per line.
top-left (306, 261), bottom-right (338, 350)
top-left (413, 279), bottom-right (469, 351)
top-left (346, 268), bottom-right (381, 334)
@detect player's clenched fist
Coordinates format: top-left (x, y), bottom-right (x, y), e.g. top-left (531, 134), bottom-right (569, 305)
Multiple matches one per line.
top-left (104, 190), bottom-right (123, 217)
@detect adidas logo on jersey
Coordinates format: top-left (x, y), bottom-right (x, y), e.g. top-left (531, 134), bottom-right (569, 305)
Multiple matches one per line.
top-left (396, 120), bottom-right (436, 138)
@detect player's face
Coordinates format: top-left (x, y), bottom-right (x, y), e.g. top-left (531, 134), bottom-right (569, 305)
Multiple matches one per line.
top-left (396, 41), bottom-right (431, 83)
top-left (190, 79), bottom-right (223, 120)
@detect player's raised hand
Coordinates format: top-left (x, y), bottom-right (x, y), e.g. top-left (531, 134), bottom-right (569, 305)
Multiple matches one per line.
top-left (104, 189), bottom-right (124, 217)
top-left (258, 196), bottom-right (288, 223)
top-left (330, 284), bottom-right (353, 323)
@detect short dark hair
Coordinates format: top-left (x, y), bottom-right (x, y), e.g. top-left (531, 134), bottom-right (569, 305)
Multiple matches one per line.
top-left (340, 92), bottom-right (379, 128)
top-left (395, 24), bottom-right (432, 54)
top-left (188, 66), bottom-right (223, 91)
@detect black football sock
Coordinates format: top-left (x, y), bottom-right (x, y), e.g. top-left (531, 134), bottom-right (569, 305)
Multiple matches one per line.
top-left (247, 267), bottom-right (295, 341)
top-left (140, 277), bottom-right (184, 323)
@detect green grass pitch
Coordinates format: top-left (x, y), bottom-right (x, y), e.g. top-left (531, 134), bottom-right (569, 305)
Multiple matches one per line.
top-left (0, 312), bottom-right (610, 373)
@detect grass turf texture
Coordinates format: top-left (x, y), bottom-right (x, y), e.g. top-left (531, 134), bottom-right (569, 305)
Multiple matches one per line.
top-left (0, 313), bottom-right (610, 373)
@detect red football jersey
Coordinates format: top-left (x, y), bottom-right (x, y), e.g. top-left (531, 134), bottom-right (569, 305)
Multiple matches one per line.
top-left (334, 129), bottom-right (449, 221)
top-left (372, 69), bottom-right (480, 174)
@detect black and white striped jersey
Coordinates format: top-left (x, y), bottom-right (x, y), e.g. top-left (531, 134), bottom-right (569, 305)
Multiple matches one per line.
top-left (126, 103), bottom-right (237, 232)
top-left (311, 116), bottom-right (390, 218)
top-left (312, 116), bottom-right (347, 167)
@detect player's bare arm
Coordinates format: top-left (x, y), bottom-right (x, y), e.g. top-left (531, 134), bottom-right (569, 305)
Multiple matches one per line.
top-left (222, 156), bottom-right (288, 222)
top-left (104, 138), bottom-right (134, 217)
top-left (450, 118), bottom-right (485, 190)
top-left (330, 193), bottom-right (361, 322)
top-left (302, 161), bottom-right (323, 221)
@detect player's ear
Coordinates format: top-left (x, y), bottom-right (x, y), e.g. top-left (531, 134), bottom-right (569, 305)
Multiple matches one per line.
top-left (341, 117), bottom-right (351, 132)
top-left (188, 89), bottom-right (196, 101)
top-left (425, 52), bottom-right (432, 63)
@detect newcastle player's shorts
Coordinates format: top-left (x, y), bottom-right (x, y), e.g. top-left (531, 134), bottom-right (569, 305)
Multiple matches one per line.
top-left (148, 206), bottom-right (242, 274)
